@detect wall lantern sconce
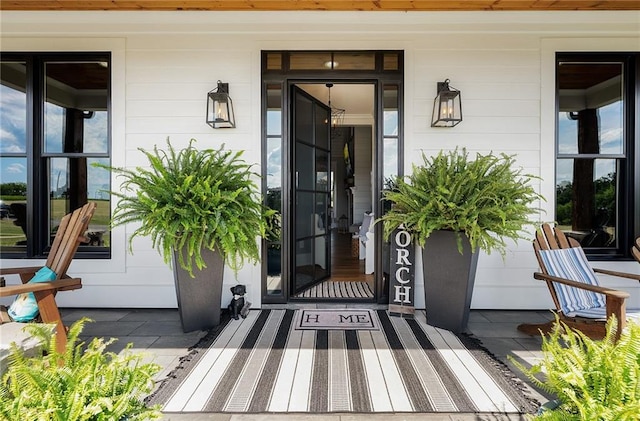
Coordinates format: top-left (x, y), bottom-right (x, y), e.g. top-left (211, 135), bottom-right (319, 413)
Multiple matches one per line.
top-left (431, 79), bottom-right (462, 128)
top-left (206, 81), bottom-right (236, 129)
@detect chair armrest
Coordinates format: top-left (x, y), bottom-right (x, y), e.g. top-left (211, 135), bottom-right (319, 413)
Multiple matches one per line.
top-left (0, 266), bottom-right (41, 276)
top-left (593, 268), bottom-right (640, 282)
top-left (0, 278), bottom-right (82, 297)
top-left (533, 272), bottom-right (630, 299)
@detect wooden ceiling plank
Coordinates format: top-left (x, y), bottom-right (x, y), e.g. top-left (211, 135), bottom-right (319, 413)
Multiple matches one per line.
top-left (1, 0), bottom-right (639, 11)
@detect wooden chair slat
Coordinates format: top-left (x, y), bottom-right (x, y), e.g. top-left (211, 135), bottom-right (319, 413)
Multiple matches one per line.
top-left (49, 208), bottom-right (83, 275)
top-left (48, 203), bottom-right (95, 277)
top-left (554, 227), bottom-right (571, 249)
top-left (533, 240), bottom-right (561, 311)
top-left (47, 211), bottom-right (70, 268)
top-left (542, 224), bottom-right (560, 249)
top-left (535, 230), bottom-right (549, 250)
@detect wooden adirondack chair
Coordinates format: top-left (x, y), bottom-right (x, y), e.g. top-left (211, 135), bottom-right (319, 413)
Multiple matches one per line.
top-left (518, 223), bottom-right (640, 341)
top-left (0, 202), bottom-right (97, 354)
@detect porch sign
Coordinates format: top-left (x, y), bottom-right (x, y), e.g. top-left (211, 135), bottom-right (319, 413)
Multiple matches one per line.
top-left (388, 227), bottom-right (415, 318)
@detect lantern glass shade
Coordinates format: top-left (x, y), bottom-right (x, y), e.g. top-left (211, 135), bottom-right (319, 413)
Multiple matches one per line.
top-left (206, 83), bottom-right (236, 128)
top-left (431, 81), bottom-right (462, 127)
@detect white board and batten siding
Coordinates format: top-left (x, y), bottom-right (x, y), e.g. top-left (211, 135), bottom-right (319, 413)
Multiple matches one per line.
top-left (1, 11), bottom-right (639, 310)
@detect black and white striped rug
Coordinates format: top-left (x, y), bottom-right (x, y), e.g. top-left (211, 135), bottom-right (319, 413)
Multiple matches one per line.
top-left (295, 280), bottom-right (374, 298)
top-left (148, 309), bottom-right (537, 414)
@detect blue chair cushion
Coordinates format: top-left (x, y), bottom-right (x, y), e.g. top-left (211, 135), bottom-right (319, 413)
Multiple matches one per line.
top-left (7, 266), bottom-right (57, 322)
top-left (538, 247), bottom-right (606, 317)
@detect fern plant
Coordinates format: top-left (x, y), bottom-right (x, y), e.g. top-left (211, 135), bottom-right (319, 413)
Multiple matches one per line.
top-left (95, 138), bottom-right (273, 276)
top-left (0, 318), bottom-right (161, 421)
top-left (509, 316), bottom-right (640, 420)
top-left (379, 148), bottom-right (543, 255)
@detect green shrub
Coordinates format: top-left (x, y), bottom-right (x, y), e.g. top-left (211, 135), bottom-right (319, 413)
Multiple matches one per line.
top-left (95, 138), bottom-right (273, 277)
top-left (510, 315), bottom-right (640, 420)
top-left (379, 148), bottom-right (543, 255)
top-left (0, 319), bottom-right (161, 421)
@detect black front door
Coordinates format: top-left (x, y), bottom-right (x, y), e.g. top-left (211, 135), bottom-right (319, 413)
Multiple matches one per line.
top-left (291, 86), bottom-right (331, 295)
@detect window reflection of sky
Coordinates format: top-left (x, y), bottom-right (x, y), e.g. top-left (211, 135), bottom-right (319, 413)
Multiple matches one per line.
top-left (383, 110), bottom-right (398, 180)
top-left (45, 104), bottom-right (108, 154)
top-left (1, 90), bottom-right (110, 199)
top-left (0, 85), bottom-right (27, 153)
top-left (45, 103), bottom-right (65, 152)
top-left (384, 138), bottom-right (398, 181)
top-left (556, 159), bottom-right (616, 186)
top-left (384, 110), bottom-right (398, 136)
top-left (267, 139), bottom-right (282, 189)
top-left (558, 102), bottom-right (623, 155)
top-left (267, 110), bottom-right (281, 136)
top-left (267, 111), bottom-right (282, 189)
top-left (557, 100), bottom-right (623, 185)
top-left (0, 157), bottom-right (27, 183)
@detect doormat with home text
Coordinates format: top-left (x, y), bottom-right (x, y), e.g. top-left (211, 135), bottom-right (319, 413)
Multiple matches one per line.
top-left (295, 309), bottom-right (378, 330)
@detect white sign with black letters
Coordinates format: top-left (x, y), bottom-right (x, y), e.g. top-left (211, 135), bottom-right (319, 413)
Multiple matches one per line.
top-left (388, 227), bottom-right (415, 317)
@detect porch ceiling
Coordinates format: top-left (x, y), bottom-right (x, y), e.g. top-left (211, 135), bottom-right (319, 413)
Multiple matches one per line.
top-left (1, 0), bottom-right (638, 11)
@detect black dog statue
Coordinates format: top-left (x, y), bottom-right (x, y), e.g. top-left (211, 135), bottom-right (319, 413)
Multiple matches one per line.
top-left (228, 284), bottom-right (251, 320)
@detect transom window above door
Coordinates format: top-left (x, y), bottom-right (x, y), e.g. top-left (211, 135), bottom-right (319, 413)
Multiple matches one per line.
top-left (264, 51), bottom-right (401, 72)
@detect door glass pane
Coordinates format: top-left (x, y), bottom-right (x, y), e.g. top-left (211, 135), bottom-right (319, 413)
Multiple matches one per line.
top-left (290, 52), bottom-right (332, 70)
top-left (556, 158), bottom-right (617, 248)
top-left (315, 104), bottom-right (329, 149)
top-left (314, 193), bottom-right (329, 278)
top-left (383, 85), bottom-right (399, 183)
top-left (333, 52), bottom-right (375, 70)
top-left (266, 138), bottom-right (282, 210)
top-left (266, 84), bottom-right (283, 295)
top-left (557, 62), bottom-right (623, 155)
top-left (383, 86), bottom-right (399, 136)
top-left (295, 94), bottom-right (313, 144)
top-left (266, 53), bottom-right (282, 70)
top-left (383, 53), bottom-right (399, 70)
top-left (0, 157), bottom-right (28, 248)
top-left (296, 143), bottom-right (314, 190)
top-left (295, 238), bottom-right (315, 291)
top-left (267, 84), bottom-right (282, 135)
top-left (267, 110), bottom-right (281, 136)
top-left (296, 191), bottom-right (315, 239)
top-left (383, 138), bottom-right (399, 183)
top-left (315, 193), bottom-right (328, 235)
top-left (316, 149), bottom-right (329, 191)
top-left (0, 61), bottom-right (27, 153)
top-left (313, 234), bottom-right (328, 279)
top-left (44, 61), bottom-right (109, 154)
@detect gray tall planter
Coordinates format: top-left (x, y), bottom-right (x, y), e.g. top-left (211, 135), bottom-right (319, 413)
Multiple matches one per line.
top-left (172, 248), bottom-right (224, 332)
top-left (422, 230), bottom-right (479, 333)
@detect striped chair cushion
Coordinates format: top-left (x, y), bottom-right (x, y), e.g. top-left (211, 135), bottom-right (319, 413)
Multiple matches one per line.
top-left (538, 247), bottom-right (606, 317)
